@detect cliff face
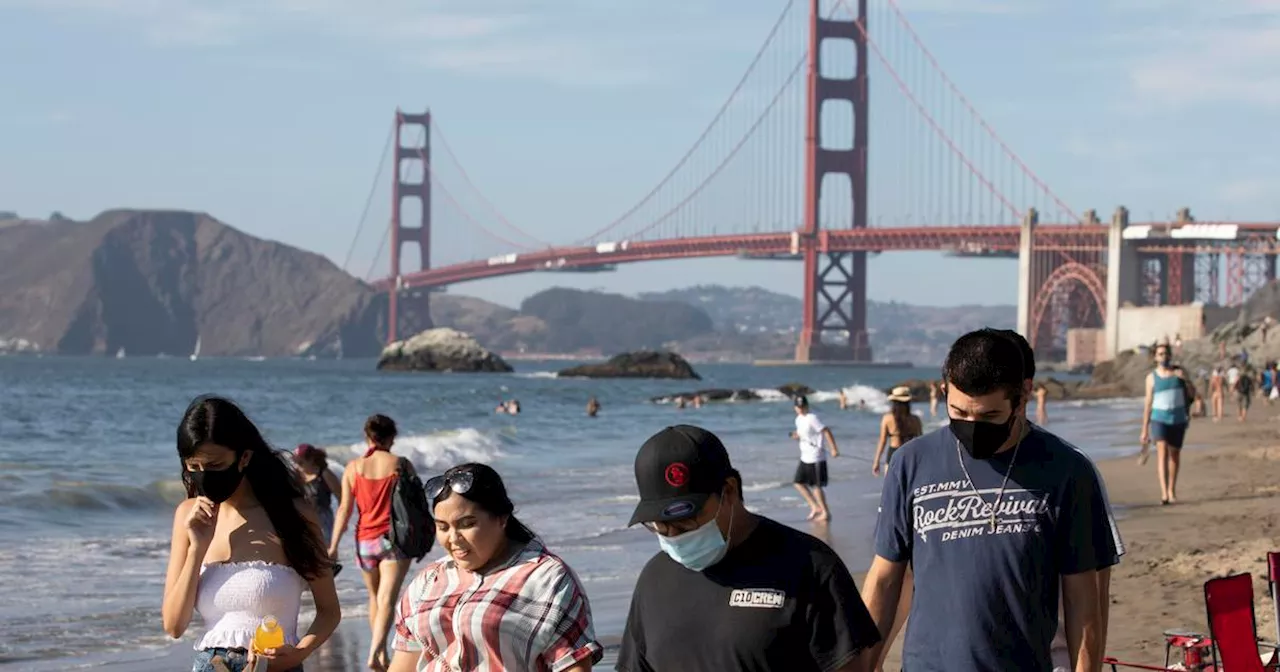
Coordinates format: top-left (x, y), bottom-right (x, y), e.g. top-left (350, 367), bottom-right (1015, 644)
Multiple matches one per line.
top-left (0, 210), bottom-right (383, 357)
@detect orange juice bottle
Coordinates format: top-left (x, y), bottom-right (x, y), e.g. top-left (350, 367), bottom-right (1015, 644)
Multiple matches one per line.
top-left (253, 615), bottom-right (285, 652)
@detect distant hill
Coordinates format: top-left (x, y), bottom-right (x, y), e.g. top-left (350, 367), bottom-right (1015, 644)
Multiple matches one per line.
top-left (642, 284), bottom-right (1015, 364)
top-left (0, 210), bottom-right (382, 357)
top-left (0, 210), bottom-right (1012, 364)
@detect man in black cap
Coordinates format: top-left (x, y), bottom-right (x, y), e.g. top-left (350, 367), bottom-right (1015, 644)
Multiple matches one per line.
top-left (617, 424), bottom-right (880, 672)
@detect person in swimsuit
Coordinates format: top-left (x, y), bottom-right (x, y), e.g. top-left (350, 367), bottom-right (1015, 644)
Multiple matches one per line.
top-left (872, 385), bottom-right (921, 476)
top-left (293, 444), bottom-right (341, 548)
top-left (1034, 383), bottom-right (1049, 424)
top-left (330, 414), bottom-right (415, 671)
top-left (163, 396), bottom-right (340, 672)
top-left (1210, 366), bottom-right (1224, 421)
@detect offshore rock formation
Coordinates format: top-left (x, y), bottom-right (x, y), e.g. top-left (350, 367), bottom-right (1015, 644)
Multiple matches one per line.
top-left (559, 351), bottom-right (701, 380)
top-left (376, 328), bottom-right (513, 373)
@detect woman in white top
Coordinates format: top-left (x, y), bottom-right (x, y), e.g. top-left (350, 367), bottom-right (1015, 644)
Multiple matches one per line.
top-left (162, 395), bottom-right (341, 672)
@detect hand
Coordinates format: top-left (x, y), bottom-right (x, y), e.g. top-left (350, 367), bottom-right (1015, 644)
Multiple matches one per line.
top-left (251, 643), bottom-right (305, 671)
top-left (872, 462), bottom-right (881, 476)
top-left (185, 497), bottom-right (218, 547)
top-left (1139, 429), bottom-right (1150, 446)
top-left (788, 431), bottom-right (798, 440)
top-left (327, 546), bottom-right (339, 562)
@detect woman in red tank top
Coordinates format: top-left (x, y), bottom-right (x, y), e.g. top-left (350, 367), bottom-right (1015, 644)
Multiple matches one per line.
top-left (329, 414), bottom-right (413, 672)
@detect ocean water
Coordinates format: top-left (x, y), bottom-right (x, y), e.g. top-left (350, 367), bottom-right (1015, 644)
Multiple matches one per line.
top-left (0, 355), bottom-right (1142, 669)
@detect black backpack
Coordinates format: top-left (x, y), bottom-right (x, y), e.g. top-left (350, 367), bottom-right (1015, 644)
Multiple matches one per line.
top-left (390, 457), bottom-right (434, 560)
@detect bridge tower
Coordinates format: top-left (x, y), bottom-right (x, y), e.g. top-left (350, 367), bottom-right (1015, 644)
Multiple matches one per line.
top-left (387, 109), bottom-right (434, 344)
top-left (795, 0), bottom-right (872, 363)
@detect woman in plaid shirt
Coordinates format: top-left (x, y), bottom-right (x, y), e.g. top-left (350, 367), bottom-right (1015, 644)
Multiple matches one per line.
top-left (389, 463), bottom-right (602, 672)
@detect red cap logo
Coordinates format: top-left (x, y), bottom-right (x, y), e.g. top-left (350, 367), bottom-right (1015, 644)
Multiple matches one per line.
top-left (665, 462), bottom-right (689, 487)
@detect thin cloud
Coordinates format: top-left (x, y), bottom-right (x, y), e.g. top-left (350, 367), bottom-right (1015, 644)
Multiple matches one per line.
top-left (1105, 2), bottom-right (1280, 108)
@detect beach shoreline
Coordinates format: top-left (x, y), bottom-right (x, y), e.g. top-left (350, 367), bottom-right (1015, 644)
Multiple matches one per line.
top-left (78, 399), bottom-right (1280, 672)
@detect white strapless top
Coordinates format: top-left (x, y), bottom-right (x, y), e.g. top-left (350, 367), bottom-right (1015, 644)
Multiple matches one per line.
top-left (194, 561), bottom-right (307, 651)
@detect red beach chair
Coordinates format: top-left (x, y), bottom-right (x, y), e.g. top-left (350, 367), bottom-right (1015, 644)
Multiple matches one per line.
top-left (1104, 572), bottom-right (1280, 671)
top-left (1203, 573), bottom-right (1278, 671)
top-left (1268, 552), bottom-right (1280, 645)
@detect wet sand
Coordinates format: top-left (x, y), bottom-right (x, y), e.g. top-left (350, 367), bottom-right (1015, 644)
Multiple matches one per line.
top-left (862, 401), bottom-right (1280, 670)
top-left (104, 402), bottom-right (1280, 671)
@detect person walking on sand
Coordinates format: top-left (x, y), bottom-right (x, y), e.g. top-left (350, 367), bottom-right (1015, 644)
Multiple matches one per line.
top-left (872, 386), bottom-right (921, 477)
top-left (163, 396), bottom-right (341, 672)
top-left (1234, 364), bottom-right (1254, 421)
top-left (618, 425), bottom-right (882, 672)
top-left (1140, 342), bottom-right (1192, 506)
top-left (330, 414), bottom-right (416, 671)
top-left (389, 463), bottom-right (603, 672)
top-left (861, 329), bottom-right (1119, 672)
top-left (1210, 366), bottom-right (1225, 421)
top-left (869, 329), bottom-right (1127, 672)
top-left (789, 394), bottom-right (840, 522)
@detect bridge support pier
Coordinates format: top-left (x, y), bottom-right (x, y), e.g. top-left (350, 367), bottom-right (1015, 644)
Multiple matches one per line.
top-left (387, 109), bottom-right (434, 343)
top-left (795, 0), bottom-right (872, 363)
top-left (1015, 210), bottom-right (1037, 338)
top-left (1105, 206), bottom-right (1137, 359)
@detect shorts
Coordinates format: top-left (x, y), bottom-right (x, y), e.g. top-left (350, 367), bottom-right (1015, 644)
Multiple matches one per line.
top-left (793, 461), bottom-right (828, 487)
top-left (192, 647), bottom-right (302, 672)
top-left (1238, 392), bottom-right (1252, 410)
top-left (1149, 421), bottom-right (1188, 449)
top-left (356, 535), bottom-right (407, 572)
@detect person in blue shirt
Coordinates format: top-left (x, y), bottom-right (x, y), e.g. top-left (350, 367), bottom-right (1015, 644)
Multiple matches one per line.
top-left (1140, 341), bottom-right (1193, 505)
top-left (861, 328), bottom-right (1119, 672)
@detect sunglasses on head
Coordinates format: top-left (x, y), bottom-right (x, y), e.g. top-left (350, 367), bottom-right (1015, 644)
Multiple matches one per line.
top-left (425, 469), bottom-right (476, 501)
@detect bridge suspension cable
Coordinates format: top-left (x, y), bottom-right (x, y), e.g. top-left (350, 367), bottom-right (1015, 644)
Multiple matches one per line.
top-left (573, 0), bottom-right (799, 246)
top-left (881, 0), bottom-right (1081, 224)
top-left (342, 119), bottom-right (395, 273)
top-left (431, 119), bottom-right (552, 248)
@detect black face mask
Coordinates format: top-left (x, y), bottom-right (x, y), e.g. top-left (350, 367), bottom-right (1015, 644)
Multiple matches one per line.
top-left (950, 413), bottom-right (1018, 460)
top-left (189, 462), bottom-right (245, 503)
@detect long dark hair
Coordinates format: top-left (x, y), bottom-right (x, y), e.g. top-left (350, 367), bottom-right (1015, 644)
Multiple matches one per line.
top-left (890, 400), bottom-right (919, 441)
top-left (434, 463), bottom-right (535, 544)
top-left (177, 395), bottom-right (329, 579)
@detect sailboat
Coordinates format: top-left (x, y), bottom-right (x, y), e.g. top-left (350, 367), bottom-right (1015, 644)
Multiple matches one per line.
top-left (190, 336), bottom-right (201, 362)
top-left (115, 347), bottom-right (126, 359)
top-left (336, 335), bottom-right (344, 361)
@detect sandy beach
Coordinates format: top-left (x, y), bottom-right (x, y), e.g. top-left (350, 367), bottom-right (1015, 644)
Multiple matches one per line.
top-left (91, 399), bottom-right (1280, 672)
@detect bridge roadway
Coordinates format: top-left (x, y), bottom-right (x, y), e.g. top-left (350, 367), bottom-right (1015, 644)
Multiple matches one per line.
top-left (373, 222), bottom-right (1280, 292)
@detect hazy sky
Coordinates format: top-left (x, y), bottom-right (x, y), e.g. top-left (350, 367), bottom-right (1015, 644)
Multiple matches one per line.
top-left (2, 0), bottom-right (1277, 308)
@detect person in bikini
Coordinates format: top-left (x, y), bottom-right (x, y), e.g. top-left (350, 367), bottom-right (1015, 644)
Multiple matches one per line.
top-left (872, 386), bottom-right (921, 477)
top-left (330, 414), bottom-right (416, 671)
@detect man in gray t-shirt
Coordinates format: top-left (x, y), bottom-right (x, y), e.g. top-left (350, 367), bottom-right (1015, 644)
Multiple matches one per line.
top-left (862, 329), bottom-right (1119, 671)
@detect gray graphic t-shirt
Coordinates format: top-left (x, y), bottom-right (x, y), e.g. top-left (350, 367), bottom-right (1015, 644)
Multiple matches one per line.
top-left (874, 425), bottom-right (1120, 671)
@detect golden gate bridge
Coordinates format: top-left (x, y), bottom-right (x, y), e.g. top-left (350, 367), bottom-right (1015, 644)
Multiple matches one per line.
top-left (341, 0), bottom-right (1280, 362)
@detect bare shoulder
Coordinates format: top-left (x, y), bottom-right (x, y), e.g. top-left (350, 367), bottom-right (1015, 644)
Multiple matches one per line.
top-left (174, 497), bottom-right (197, 519)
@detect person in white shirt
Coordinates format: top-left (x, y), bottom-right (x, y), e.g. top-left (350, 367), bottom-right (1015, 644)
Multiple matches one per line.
top-left (789, 395), bottom-right (840, 522)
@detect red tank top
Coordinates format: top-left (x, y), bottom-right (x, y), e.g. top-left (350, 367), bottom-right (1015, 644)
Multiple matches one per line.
top-left (353, 471), bottom-right (398, 541)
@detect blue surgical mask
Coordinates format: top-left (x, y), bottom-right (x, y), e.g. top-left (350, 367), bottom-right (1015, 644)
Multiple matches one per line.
top-left (656, 498), bottom-right (733, 572)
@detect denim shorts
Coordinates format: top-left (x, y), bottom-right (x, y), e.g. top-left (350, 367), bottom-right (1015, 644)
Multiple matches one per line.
top-left (192, 647), bottom-right (303, 672)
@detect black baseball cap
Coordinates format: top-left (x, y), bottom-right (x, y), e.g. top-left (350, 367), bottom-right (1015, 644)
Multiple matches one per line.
top-left (628, 425), bottom-right (734, 526)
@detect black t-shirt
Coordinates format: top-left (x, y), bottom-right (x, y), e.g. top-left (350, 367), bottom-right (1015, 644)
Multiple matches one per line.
top-left (616, 516), bottom-right (880, 672)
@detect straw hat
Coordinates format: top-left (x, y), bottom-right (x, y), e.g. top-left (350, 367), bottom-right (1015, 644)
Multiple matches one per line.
top-left (887, 386), bottom-right (913, 402)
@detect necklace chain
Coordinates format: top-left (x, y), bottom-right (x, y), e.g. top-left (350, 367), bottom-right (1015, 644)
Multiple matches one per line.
top-left (954, 425), bottom-right (1025, 533)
